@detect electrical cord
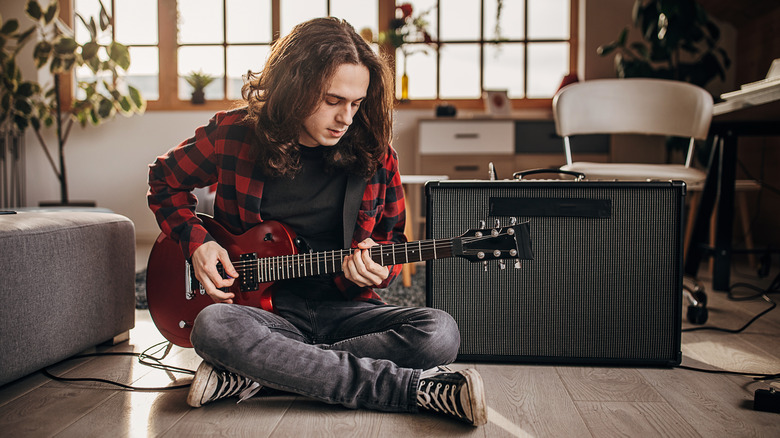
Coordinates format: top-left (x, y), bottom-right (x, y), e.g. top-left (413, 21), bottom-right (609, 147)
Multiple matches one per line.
top-left (678, 271), bottom-right (780, 381)
top-left (682, 271), bottom-right (779, 334)
top-left (42, 341), bottom-right (193, 391)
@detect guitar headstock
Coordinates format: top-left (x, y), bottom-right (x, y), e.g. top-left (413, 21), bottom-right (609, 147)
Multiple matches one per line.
top-left (453, 218), bottom-right (534, 268)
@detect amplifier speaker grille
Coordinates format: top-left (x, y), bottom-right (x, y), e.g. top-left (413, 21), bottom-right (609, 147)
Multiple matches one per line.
top-left (425, 181), bottom-right (683, 365)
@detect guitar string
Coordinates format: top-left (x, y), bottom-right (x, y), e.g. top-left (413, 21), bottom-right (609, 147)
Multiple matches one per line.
top-left (221, 233), bottom-right (515, 274)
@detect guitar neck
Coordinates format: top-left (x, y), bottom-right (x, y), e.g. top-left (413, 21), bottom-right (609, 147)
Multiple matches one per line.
top-left (252, 238), bottom-right (454, 283)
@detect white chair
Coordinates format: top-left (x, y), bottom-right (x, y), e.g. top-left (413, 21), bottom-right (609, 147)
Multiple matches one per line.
top-left (552, 78), bottom-right (758, 268)
top-left (552, 78), bottom-right (712, 188)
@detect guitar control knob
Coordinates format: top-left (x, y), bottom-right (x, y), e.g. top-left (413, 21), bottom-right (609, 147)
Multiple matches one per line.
top-left (491, 229), bottom-right (499, 237)
top-left (493, 250), bottom-right (501, 257)
top-left (475, 231), bottom-right (483, 238)
top-left (477, 251), bottom-right (485, 259)
top-left (509, 249), bottom-right (517, 256)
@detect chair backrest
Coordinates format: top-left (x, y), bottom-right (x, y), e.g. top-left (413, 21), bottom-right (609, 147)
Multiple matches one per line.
top-left (552, 78), bottom-right (714, 167)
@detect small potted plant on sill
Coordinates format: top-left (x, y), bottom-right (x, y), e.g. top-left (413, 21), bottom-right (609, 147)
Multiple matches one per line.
top-left (184, 70), bottom-right (217, 104)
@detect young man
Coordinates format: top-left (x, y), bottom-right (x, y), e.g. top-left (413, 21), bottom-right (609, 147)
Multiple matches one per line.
top-left (147, 18), bottom-right (487, 426)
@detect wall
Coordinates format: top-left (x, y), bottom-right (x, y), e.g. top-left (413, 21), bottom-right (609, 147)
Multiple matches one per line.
top-left (4, 0), bottom-right (774, 247)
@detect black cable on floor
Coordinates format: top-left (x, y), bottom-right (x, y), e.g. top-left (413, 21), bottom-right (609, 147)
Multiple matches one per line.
top-left (42, 341), bottom-right (193, 391)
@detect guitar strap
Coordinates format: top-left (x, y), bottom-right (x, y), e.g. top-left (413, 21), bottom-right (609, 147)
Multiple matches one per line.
top-left (342, 174), bottom-right (367, 249)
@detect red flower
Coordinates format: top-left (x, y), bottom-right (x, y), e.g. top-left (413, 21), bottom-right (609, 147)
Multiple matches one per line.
top-left (398, 3), bottom-right (413, 19)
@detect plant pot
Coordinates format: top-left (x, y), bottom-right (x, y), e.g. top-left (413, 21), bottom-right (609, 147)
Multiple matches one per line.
top-left (191, 90), bottom-right (205, 104)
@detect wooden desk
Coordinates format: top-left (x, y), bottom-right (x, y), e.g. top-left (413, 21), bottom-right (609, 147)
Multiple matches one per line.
top-left (684, 85), bottom-right (780, 290)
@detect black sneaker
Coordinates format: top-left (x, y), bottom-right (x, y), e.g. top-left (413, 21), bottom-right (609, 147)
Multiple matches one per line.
top-left (187, 361), bottom-right (263, 408)
top-left (416, 366), bottom-right (488, 426)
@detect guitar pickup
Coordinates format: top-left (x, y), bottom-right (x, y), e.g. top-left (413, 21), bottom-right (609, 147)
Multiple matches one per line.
top-left (238, 253), bottom-right (258, 291)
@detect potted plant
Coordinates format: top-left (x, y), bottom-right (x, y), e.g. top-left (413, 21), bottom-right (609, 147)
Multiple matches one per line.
top-left (0, 0), bottom-right (145, 206)
top-left (597, 0), bottom-right (731, 89)
top-left (184, 70), bottom-right (216, 104)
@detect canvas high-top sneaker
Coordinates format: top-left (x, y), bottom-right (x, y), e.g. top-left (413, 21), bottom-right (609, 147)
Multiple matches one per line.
top-left (416, 366), bottom-right (488, 426)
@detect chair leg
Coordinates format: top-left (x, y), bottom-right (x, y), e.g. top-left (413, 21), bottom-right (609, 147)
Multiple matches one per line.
top-left (684, 191), bottom-right (701, 261)
top-left (737, 192), bottom-right (756, 269)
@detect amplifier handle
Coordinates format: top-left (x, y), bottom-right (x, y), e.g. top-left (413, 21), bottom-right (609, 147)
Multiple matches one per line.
top-left (513, 168), bottom-right (585, 181)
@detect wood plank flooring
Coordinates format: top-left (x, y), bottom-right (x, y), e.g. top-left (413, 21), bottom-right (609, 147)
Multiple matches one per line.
top-left (1, 262), bottom-right (778, 437)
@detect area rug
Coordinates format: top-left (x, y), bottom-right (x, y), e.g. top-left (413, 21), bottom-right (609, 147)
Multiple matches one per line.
top-left (135, 268), bottom-right (426, 310)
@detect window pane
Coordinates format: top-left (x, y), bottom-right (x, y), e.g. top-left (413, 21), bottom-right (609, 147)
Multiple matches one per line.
top-left (527, 42), bottom-right (568, 98)
top-left (331, 0), bottom-right (377, 38)
top-left (440, 0), bottom-right (479, 41)
top-left (484, 0), bottom-right (525, 41)
top-left (179, 0), bottom-right (224, 44)
top-left (484, 43), bottom-right (525, 99)
top-left (281, 0), bottom-right (327, 37)
top-left (528, 0), bottom-right (569, 40)
top-left (115, 0), bottom-right (158, 45)
top-left (440, 44), bottom-right (480, 99)
top-left (227, 45), bottom-right (270, 99)
top-left (74, 0), bottom-right (112, 45)
top-left (227, 0), bottom-right (272, 43)
top-left (400, 49), bottom-right (436, 100)
top-left (178, 46), bottom-right (225, 100)
top-left (404, 0), bottom-right (438, 40)
top-left (126, 47), bottom-right (159, 100)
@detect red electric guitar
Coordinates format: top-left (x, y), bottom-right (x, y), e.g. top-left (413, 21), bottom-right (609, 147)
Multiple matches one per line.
top-left (146, 214), bottom-right (533, 347)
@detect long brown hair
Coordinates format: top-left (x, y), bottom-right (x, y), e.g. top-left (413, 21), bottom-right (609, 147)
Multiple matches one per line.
top-left (242, 17), bottom-right (394, 179)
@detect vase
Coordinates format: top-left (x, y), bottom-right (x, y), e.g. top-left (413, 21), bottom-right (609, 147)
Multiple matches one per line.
top-left (401, 72), bottom-right (409, 101)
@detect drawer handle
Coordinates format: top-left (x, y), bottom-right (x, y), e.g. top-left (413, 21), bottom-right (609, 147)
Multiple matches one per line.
top-left (454, 165), bottom-right (480, 171)
top-left (454, 133), bottom-right (479, 139)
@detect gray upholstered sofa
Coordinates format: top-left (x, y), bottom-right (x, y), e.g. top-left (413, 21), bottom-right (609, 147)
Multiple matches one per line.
top-left (0, 210), bottom-right (136, 387)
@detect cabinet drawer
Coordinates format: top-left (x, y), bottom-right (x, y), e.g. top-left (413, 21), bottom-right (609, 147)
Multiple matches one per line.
top-left (420, 154), bottom-right (514, 179)
top-left (419, 120), bottom-right (514, 154)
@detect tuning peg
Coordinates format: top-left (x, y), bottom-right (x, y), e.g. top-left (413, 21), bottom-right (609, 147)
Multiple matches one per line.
top-left (514, 259), bottom-right (522, 269)
top-left (499, 260), bottom-right (506, 270)
top-left (479, 220), bottom-right (486, 229)
top-left (494, 219), bottom-right (501, 228)
top-left (482, 261), bottom-right (488, 271)
top-left (509, 217), bottom-right (518, 225)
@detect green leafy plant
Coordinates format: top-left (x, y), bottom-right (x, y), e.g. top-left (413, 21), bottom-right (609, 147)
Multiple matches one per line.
top-left (0, 0), bottom-right (145, 205)
top-left (597, 0), bottom-right (731, 89)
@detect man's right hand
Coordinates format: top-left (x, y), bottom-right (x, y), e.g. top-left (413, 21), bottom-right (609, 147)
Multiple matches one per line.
top-left (191, 241), bottom-right (238, 303)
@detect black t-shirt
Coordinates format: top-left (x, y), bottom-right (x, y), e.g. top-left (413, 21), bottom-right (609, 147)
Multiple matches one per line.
top-left (259, 145), bottom-right (348, 252)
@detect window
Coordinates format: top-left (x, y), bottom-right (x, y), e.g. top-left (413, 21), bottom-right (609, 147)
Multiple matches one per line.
top-left (68, 0), bottom-right (575, 110)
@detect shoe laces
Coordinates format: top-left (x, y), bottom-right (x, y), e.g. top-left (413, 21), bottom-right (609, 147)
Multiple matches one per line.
top-left (208, 371), bottom-right (262, 404)
top-left (416, 375), bottom-right (464, 418)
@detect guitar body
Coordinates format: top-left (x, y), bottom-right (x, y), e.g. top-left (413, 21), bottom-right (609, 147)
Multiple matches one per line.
top-left (146, 216), bottom-right (297, 347)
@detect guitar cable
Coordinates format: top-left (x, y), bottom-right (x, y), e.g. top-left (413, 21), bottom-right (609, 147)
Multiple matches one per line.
top-left (42, 341), bottom-right (194, 391)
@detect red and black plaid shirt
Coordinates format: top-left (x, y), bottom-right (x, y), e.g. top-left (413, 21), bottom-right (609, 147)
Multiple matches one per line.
top-left (147, 108), bottom-right (407, 301)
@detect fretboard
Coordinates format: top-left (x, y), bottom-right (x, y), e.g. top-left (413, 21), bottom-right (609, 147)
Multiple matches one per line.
top-left (253, 238), bottom-right (454, 283)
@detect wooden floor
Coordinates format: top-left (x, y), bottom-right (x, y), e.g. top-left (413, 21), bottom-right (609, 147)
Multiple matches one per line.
top-left (1, 260), bottom-right (778, 437)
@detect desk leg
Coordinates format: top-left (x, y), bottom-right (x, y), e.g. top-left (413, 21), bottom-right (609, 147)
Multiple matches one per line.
top-left (712, 131), bottom-right (737, 291)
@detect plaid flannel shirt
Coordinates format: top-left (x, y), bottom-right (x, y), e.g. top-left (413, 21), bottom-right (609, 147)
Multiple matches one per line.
top-left (147, 108), bottom-right (407, 302)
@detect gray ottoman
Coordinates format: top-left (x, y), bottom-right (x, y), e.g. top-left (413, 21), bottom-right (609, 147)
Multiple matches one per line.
top-left (0, 210), bottom-right (136, 387)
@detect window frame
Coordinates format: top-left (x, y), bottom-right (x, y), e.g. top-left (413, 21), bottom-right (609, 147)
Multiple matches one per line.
top-left (62, 0), bottom-right (577, 111)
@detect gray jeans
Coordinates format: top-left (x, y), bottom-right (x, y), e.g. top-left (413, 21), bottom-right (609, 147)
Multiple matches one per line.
top-left (189, 290), bottom-right (461, 412)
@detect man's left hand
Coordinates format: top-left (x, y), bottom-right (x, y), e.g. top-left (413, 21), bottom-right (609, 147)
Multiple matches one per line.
top-left (343, 238), bottom-right (389, 287)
